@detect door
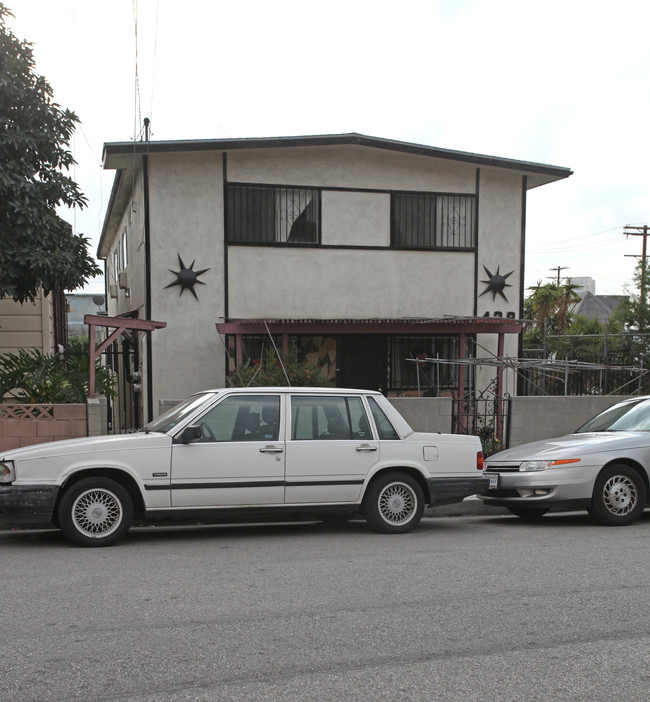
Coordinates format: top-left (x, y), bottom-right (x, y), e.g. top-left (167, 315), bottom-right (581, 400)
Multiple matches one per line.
top-left (170, 393), bottom-right (285, 507)
top-left (337, 335), bottom-right (387, 392)
top-left (285, 394), bottom-right (379, 504)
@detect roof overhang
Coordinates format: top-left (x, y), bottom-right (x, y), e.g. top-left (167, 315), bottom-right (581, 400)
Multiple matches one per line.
top-left (103, 132), bottom-right (572, 186)
top-left (216, 317), bottom-right (523, 336)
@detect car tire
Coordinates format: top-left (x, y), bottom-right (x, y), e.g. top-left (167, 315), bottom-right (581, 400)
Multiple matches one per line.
top-left (506, 506), bottom-right (549, 520)
top-left (58, 477), bottom-right (133, 547)
top-left (363, 472), bottom-right (424, 534)
top-left (588, 464), bottom-right (647, 526)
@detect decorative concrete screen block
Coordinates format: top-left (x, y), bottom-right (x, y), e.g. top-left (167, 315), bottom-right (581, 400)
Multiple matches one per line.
top-left (0, 403), bottom-right (87, 451)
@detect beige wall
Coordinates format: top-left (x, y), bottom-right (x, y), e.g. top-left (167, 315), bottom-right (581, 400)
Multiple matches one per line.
top-left (0, 292), bottom-right (54, 355)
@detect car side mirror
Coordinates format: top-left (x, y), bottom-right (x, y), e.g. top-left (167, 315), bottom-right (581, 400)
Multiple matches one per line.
top-left (180, 425), bottom-right (202, 444)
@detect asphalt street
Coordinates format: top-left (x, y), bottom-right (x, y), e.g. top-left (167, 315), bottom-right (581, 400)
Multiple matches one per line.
top-left (2, 511), bottom-right (650, 701)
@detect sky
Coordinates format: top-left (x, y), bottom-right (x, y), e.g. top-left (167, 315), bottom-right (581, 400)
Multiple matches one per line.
top-left (8, 0), bottom-right (650, 296)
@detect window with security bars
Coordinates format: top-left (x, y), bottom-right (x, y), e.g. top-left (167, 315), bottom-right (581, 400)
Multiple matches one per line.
top-left (391, 193), bottom-right (476, 249)
top-left (227, 185), bottom-right (320, 244)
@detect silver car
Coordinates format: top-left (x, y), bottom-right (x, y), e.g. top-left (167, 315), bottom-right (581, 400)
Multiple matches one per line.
top-left (479, 396), bottom-right (650, 525)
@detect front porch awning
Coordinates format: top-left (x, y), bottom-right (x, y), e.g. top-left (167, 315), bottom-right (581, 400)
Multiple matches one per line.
top-left (84, 314), bottom-right (167, 398)
top-left (217, 316), bottom-right (523, 402)
top-left (216, 316), bottom-right (523, 336)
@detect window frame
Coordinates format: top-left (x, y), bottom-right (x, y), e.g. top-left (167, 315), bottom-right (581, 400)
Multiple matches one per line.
top-left (226, 183), bottom-right (321, 247)
top-left (390, 191), bottom-right (477, 251)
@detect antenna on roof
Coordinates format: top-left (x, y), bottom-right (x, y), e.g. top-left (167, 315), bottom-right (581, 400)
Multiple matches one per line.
top-left (143, 117), bottom-right (150, 142)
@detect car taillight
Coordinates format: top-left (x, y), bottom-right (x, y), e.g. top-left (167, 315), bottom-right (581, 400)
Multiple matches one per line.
top-left (477, 451), bottom-right (484, 470)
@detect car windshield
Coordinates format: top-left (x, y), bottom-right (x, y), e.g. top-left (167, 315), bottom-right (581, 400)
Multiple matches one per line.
top-left (142, 392), bottom-right (217, 434)
top-left (576, 399), bottom-right (650, 433)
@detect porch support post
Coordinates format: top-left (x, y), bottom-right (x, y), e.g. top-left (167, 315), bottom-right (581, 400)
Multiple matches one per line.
top-left (496, 332), bottom-right (505, 444)
top-left (457, 333), bottom-right (466, 432)
top-left (282, 333), bottom-right (289, 355)
top-left (235, 333), bottom-right (243, 368)
top-left (88, 324), bottom-right (96, 399)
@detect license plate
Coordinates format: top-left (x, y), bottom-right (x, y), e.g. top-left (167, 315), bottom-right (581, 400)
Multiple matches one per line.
top-left (486, 473), bottom-right (499, 489)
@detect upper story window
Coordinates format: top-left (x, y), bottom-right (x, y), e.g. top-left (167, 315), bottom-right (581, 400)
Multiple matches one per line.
top-left (227, 184), bottom-right (320, 245)
top-left (391, 193), bottom-right (476, 249)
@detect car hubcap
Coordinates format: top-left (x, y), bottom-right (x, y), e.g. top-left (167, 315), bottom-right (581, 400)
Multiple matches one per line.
top-left (378, 482), bottom-right (416, 525)
top-left (603, 475), bottom-right (637, 516)
top-left (72, 489), bottom-right (122, 537)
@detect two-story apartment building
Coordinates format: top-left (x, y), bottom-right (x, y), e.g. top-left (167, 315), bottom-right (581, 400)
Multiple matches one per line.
top-left (98, 133), bottom-right (571, 430)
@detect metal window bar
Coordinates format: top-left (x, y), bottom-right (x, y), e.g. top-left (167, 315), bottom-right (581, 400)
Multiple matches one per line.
top-left (227, 185), bottom-right (319, 244)
top-left (392, 193), bottom-right (476, 248)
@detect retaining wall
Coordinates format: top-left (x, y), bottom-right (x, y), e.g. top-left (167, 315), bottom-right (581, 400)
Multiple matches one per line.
top-left (0, 403), bottom-right (87, 452)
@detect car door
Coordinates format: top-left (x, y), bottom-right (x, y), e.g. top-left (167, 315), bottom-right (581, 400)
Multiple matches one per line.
top-left (170, 393), bottom-right (285, 507)
top-left (284, 394), bottom-right (379, 504)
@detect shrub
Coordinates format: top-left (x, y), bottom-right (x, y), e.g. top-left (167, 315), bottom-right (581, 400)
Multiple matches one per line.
top-left (0, 337), bottom-right (115, 403)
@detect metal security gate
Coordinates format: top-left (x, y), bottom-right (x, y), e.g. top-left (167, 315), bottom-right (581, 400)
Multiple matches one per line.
top-left (453, 392), bottom-right (510, 456)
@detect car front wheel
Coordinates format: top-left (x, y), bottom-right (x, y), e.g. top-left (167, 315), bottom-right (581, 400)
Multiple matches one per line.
top-left (588, 464), bottom-right (647, 526)
top-left (363, 472), bottom-right (424, 533)
top-left (58, 477), bottom-right (134, 547)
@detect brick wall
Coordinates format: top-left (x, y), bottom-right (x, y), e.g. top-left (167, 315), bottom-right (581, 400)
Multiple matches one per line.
top-left (0, 404), bottom-right (87, 452)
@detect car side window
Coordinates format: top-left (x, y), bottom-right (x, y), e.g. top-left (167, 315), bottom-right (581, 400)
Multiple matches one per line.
top-left (291, 396), bottom-right (371, 440)
top-left (195, 395), bottom-right (280, 442)
top-left (367, 397), bottom-right (400, 440)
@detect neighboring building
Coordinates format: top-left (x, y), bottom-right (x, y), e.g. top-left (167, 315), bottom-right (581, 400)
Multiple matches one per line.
top-left (98, 133), bottom-right (572, 429)
top-left (66, 293), bottom-right (106, 337)
top-left (0, 290), bottom-right (67, 356)
top-left (571, 276), bottom-right (596, 298)
top-left (573, 291), bottom-right (628, 323)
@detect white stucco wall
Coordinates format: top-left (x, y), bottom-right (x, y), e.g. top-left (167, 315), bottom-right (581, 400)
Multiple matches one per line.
top-left (322, 191), bottom-right (391, 247)
top-left (228, 247), bottom-right (475, 319)
top-left (227, 145), bottom-right (477, 193)
top-left (147, 152), bottom-right (226, 411)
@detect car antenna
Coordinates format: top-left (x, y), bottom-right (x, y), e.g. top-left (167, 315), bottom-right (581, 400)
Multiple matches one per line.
top-left (264, 321), bottom-right (291, 386)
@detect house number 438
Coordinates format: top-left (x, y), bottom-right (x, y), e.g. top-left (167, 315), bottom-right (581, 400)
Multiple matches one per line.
top-left (483, 311), bottom-right (516, 319)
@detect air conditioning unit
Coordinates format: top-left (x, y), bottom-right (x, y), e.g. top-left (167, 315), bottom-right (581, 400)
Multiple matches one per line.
top-left (109, 284), bottom-right (118, 299)
top-left (118, 271), bottom-right (128, 290)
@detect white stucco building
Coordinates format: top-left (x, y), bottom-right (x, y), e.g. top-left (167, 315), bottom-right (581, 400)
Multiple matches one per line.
top-left (97, 133), bottom-right (571, 431)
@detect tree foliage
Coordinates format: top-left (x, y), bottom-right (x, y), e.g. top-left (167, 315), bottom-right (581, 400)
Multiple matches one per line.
top-left (0, 336), bottom-right (115, 403)
top-left (0, 3), bottom-right (100, 302)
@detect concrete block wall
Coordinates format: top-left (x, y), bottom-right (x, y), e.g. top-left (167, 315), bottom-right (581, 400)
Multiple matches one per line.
top-left (507, 396), bottom-right (632, 447)
top-left (387, 398), bottom-right (453, 433)
top-left (0, 404), bottom-right (87, 451)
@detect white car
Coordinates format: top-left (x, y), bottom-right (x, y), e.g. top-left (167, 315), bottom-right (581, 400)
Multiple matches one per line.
top-left (0, 387), bottom-right (487, 546)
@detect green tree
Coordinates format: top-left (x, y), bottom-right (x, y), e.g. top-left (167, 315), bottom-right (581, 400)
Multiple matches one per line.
top-left (524, 279), bottom-right (582, 335)
top-left (0, 3), bottom-right (100, 303)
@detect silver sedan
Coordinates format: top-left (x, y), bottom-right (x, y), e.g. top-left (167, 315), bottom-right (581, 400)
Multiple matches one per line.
top-left (479, 396), bottom-right (650, 525)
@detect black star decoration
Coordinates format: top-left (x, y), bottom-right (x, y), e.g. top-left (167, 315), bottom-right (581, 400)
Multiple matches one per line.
top-left (479, 264), bottom-right (514, 301)
top-left (165, 254), bottom-right (210, 300)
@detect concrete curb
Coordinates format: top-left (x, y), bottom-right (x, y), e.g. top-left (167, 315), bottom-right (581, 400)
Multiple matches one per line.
top-left (425, 496), bottom-right (510, 518)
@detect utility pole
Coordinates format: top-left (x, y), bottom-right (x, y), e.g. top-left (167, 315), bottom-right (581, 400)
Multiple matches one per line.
top-left (624, 224), bottom-right (649, 306)
top-left (548, 266), bottom-right (568, 285)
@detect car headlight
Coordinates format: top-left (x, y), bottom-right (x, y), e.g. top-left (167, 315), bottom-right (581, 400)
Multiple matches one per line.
top-left (0, 461), bottom-right (15, 483)
top-left (519, 458), bottom-right (580, 472)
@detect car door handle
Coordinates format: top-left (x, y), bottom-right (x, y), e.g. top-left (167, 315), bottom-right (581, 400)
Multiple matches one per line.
top-left (259, 445), bottom-right (284, 453)
top-left (356, 444), bottom-right (378, 452)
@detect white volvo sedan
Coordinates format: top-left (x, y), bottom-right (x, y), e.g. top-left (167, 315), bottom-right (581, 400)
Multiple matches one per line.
top-left (0, 388), bottom-right (487, 546)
